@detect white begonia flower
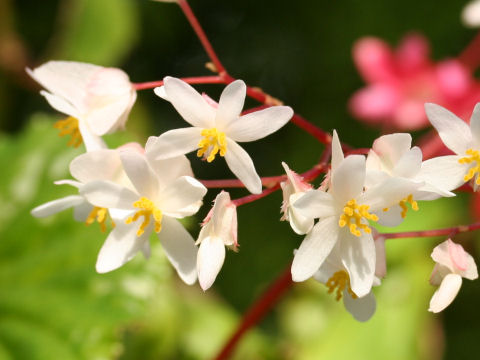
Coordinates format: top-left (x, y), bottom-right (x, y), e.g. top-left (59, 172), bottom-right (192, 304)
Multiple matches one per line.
top-left (280, 162), bottom-right (313, 235)
top-left (81, 145), bottom-right (206, 284)
top-left (27, 61), bottom-right (137, 151)
top-left (462, 0), bottom-right (480, 27)
top-left (313, 243), bottom-right (379, 322)
top-left (365, 133), bottom-right (457, 226)
top-left (148, 76), bottom-right (294, 194)
top-left (290, 131), bottom-right (420, 297)
top-left (429, 239), bottom-right (478, 313)
top-left (196, 191), bottom-right (238, 290)
top-left (425, 103), bottom-right (480, 191)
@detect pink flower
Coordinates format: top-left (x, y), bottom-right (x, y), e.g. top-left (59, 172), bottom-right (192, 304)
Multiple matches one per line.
top-left (350, 34), bottom-right (480, 130)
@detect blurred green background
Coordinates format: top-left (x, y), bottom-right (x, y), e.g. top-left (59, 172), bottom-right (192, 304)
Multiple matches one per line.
top-left (1, 0), bottom-right (479, 359)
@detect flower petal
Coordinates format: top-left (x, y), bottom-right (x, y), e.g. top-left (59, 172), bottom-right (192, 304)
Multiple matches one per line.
top-left (416, 155), bottom-right (468, 194)
top-left (145, 152), bottom-right (193, 188)
top-left (120, 150), bottom-right (159, 199)
top-left (225, 106), bottom-right (293, 142)
top-left (291, 217), bottom-right (339, 282)
top-left (149, 127), bottom-right (203, 160)
top-left (157, 216), bottom-right (198, 285)
top-left (292, 189), bottom-right (336, 219)
top-left (81, 180), bottom-right (138, 209)
top-left (429, 273), bottom-right (462, 313)
top-left (331, 155), bottom-right (366, 205)
top-left (393, 146), bottom-right (422, 178)
top-left (371, 133), bottom-right (413, 169)
top-left (31, 195), bottom-right (85, 218)
top-left (469, 103), bottom-right (480, 146)
top-left (73, 201), bottom-right (94, 222)
top-left (197, 236), bottom-right (226, 290)
top-left (343, 290), bottom-right (376, 322)
top-left (331, 130), bottom-right (344, 172)
top-left (69, 149), bottom-right (124, 184)
top-left (360, 177), bottom-right (420, 212)
top-left (425, 103), bottom-right (472, 155)
top-left (40, 91), bottom-right (79, 118)
top-left (224, 138), bottom-right (262, 194)
top-left (216, 80), bottom-right (246, 129)
top-left (158, 176), bottom-right (207, 217)
top-left (78, 120), bottom-right (107, 152)
top-left (163, 76), bottom-right (216, 128)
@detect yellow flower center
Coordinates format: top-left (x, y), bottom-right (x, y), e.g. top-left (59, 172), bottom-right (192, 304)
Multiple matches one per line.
top-left (125, 197), bottom-right (162, 236)
top-left (197, 128), bottom-right (227, 162)
top-left (338, 199), bottom-right (378, 236)
top-left (53, 116), bottom-right (82, 148)
top-left (459, 148), bottom-right (480, 185)
top-left (85, 206), bottom-right (115, 232)
top-left (326, 270), bottom-right (358, 301)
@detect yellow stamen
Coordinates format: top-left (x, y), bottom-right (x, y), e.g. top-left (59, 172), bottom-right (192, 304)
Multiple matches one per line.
top-left (53, 116), bottom-right (82, 148)
top-left (197, 128), bottom-right (227, 162)
top-left (125, 197), bottom-right (163, 236)
top-left (399, 194), bottom-right (419, 218)
top-left (325, 270), bottom-right (358, 301)
top-left (85, 206), bottom-right (115, 232)
top-left (459, 148), bottom-right (480, 185)
top-left (338, 199), bottom-right (378, 236)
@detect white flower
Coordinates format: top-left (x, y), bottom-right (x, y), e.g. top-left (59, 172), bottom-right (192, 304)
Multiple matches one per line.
top-left (462, 0), bottom-right (480, 27)
top-left (365, 133), bottom-right (456, 226)
top-left (81, 144), bottom-right (206, 284)
top-left (429, 239), bottom-right (478, 313)
top-left (196, 191), bottom-right (238, 290)
top-left (148, 76), bottom-right (294, 194)
top-left (280, 162), bottom-right (313, 235)
top-left (425, 103), bottom-right (480, 191)
top-left (27, 61), bottom-right (136, 151)
top-left (313, 243), bottom-right (379, 322)
top-left (290, 131), bottom-right (419, 297)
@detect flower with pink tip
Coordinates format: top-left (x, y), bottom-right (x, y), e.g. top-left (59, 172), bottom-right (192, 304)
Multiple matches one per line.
top-left (429, 239), bottom-right (478, 313)
top-left (350, 34), bottom-right (480, 130)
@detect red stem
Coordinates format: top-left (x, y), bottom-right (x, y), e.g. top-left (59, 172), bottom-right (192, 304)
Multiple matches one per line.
top-left (458, 30), bottom-right (480, 71)
top-left (132, 75), bottom-right (223, 90)
top-left (380, 221), bottom-right (480, 240)
top-left (213, 264), bottom-right (293, 360)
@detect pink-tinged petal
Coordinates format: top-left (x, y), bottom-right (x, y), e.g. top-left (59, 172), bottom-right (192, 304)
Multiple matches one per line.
top-left (31, 195), bottom-right (85, 218)
top-left (120, 150), bottom-right (159, 199)
top-left (447, 239), bottom-right (469, 271)
top-left (461, 253), bottom-right (479, 280)
top-left (431, 240), bottom-right (455, 271)
top-left (291, 217), bottom-right (339, 282)
top-left (292, 189), bottom-right (336, 219)
top-left (416, 155), bottom-right (468, 193)
top-left (163, 76), bottom-right (216, 128)
top-left (77, 121), bottom-right (107, 152)
top-left (210, 191), bottom-right (232, 235)
top-left (360, 177), bottom-right (420, 212)
top-left (396, 34), bottom-right (429, 74)
top-left (352, 37), bottom-right (396, 83)
top-left (70, 149), bottom-right (123, 184)
top-left (197, 236), bottom-right (226, 291)
top-left (349, 85), bottom-right (399, 122)
top-left (282, 162), bottom-right (312, 193)
top-left (215, 80), bottom-right (246, 129)
top-left (40, 91), bottom-right (79, 119)
top-left (331, 130), bottom-right (344, 172)
top-left (429, 273), bottom-right (462, 313)
top-left (343, 290), bottom-right (376, 322)
top-left (149, 127), bottom-right (203, 160)
top-left (436, 60), bottom-right (471, 99)
top-left (392, 100), bottom-right (430, 130)
top-left (371, 133), bottom-right (413, 168)
top-left (341, 232), bottom-right (375, 298)
top-left (158, 176), bottom-right (207, 217)
top-left (374, 237), bottom-right (387, 278)
top-left (424, 103), bottom-right (472, 155)
top-left (331, 155), bottom-right (366, 206)
top-left (96, 221), bottom-right (152, 273)
top-left (226, 106), bottom-right (293, 143)
top-left (393, 147), bottom-right (422, 178)
top-left (157, 216), bottom-right (198, 285)
top-left (81, 180), bottom-right (138, 209)
top-left (224, 138), bottom-right (262, 194)
top-left (469, 103), bottom-right (480, 146)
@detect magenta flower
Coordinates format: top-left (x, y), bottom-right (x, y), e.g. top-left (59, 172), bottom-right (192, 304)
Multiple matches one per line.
top-left (349, 34), bottom-right (480, 130)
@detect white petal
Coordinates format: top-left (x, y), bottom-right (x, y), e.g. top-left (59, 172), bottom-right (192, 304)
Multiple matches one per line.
top-left (331, 155), bottom-right (366, 205)
top-left (96, 221), bottom-right (152, 273)
top-left (145, 152), bottom-right (193, 188)
top-left (153, 86), bottom-right (168, 100)
top-left (291, 217), bottom-right (339, 282)
top-left (73, 201), bottom-right (94, 222)
top-left (54, 179), bottom-right (83, 188)
top-left (343, 290), bottom-right (376, 322)
top-left (225, 106), bottom-right (293, 142)
top-left (197, 236), bottom-right (226, 290)
top-left (157, 216), bottom-right (198, 285)
top-left (371, 133), bottom-right (412, 169)
top-left (158, 176), bottom-right (207, 217)
top-left (376, 205), bottom-right (404, 227)
top-left (360, 177), bottom-right (420, 212)
top-left (292, 189), bottom-right (336, 219)
top-left (163, 76), bottom-right (216, 128)
top-left (340, 232), bottom-right (375, 298)
top-left (31, 195), bottom-right (85, 218)
top-left (120, 150), bottom-right (159, 199)
top-left (149, 127), bottom-right (203, 160)
top-left (374, 237), bottom-right (387, 278)
top-left (416, 155), bottom-right (468, 193)
top-left (78, 120), bottom-right (107, 152)
top-left (429, 273), bottom-right (463, 313)
top-left (288, 205), bottom-right (315, 235)
top-left (393, 146), bottom-right (422, 178)
top-left (425, 103), bottom-right (472, 154)
top-left (216, 80), bottom-right (246, 129)
top-left (69, 149), bottom-right (123, 183)
top-left (81, 180), bottom-right (138, 209)
top-left (224, 138), bottom-right (262, 194)
top-left (331, 130), bottom-right (344, 172)
top-left (40, 91), bottom-right (79, 118)
top-left (469, 103), bottom-right (480, 145)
